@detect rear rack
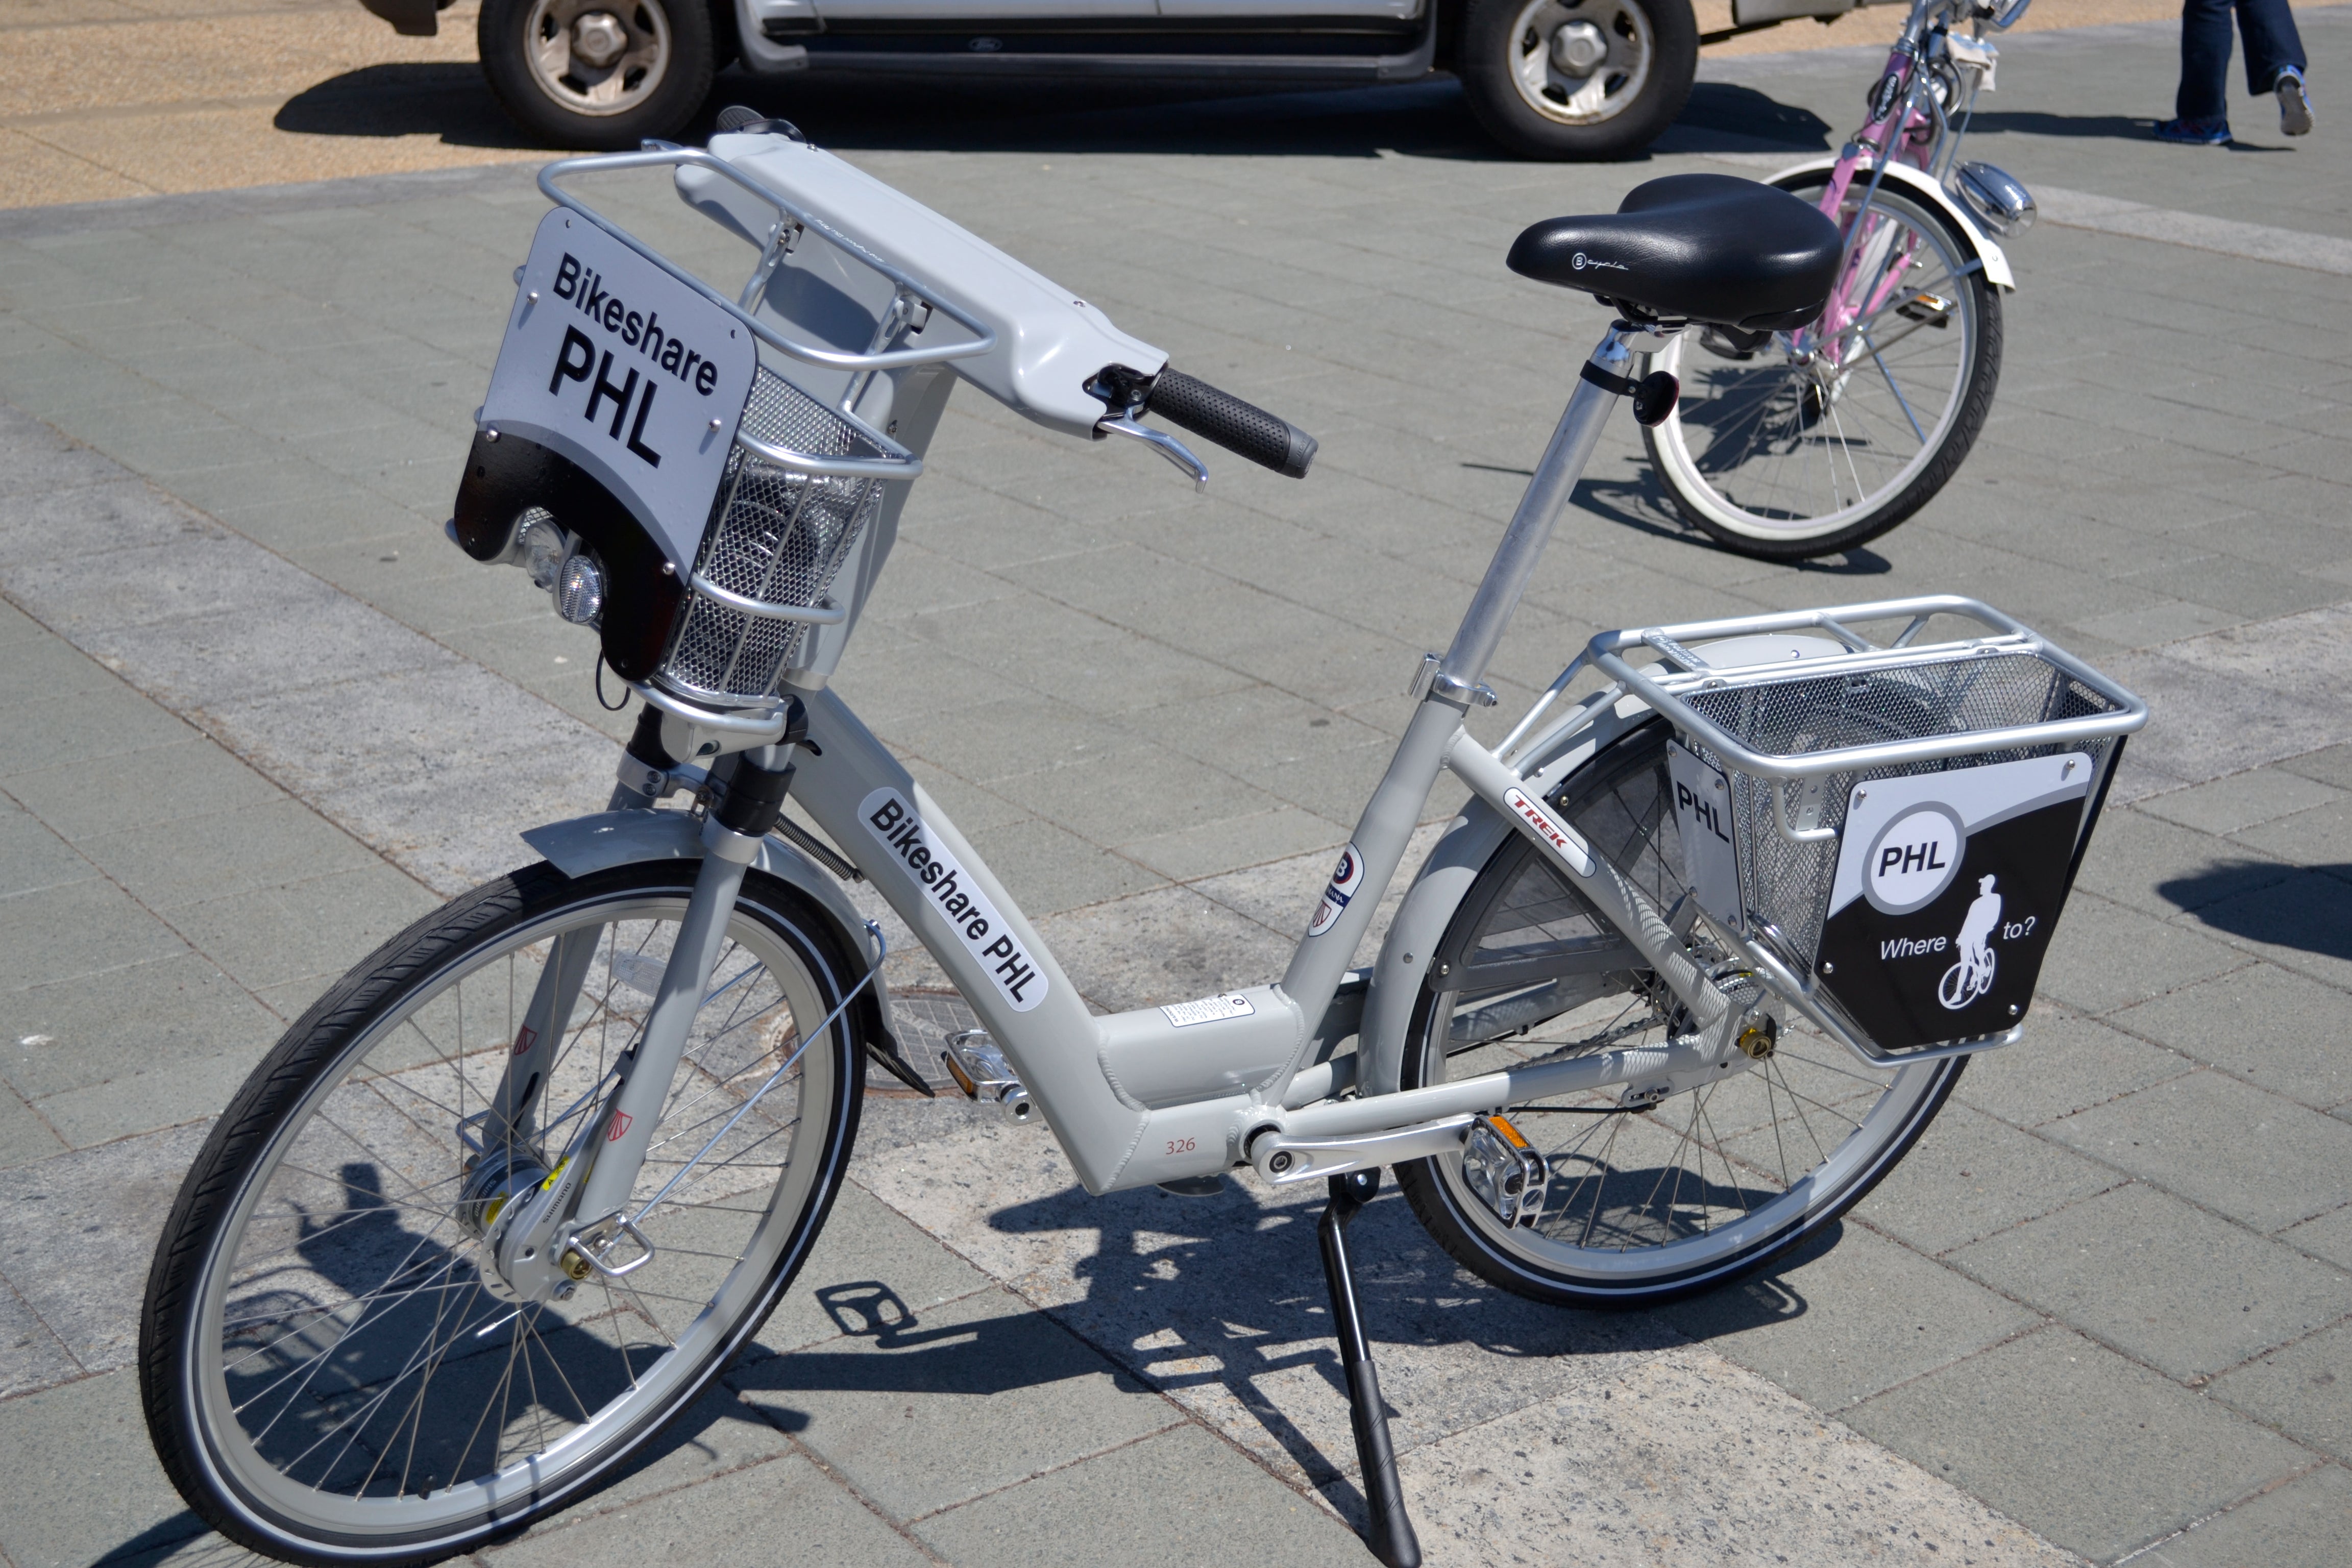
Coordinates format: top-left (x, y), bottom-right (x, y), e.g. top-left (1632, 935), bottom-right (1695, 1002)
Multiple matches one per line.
top-left (1549, 597), bottom-right (2149, 1066)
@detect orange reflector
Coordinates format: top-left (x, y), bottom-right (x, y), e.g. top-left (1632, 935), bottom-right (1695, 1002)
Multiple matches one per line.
top-left (1486, 1113), bottom-right (1531, 1150)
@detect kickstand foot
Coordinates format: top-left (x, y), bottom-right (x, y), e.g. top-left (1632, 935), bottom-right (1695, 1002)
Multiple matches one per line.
top-left (1319, 1168), bottom-right (1422, 1568)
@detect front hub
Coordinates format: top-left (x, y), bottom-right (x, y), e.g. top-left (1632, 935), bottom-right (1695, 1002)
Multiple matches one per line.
top-left (457, 1144), bottom-right (556, 1302)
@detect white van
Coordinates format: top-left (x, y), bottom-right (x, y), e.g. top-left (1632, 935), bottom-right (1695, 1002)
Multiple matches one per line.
top-left (357, 0), bottom-right (1893, 160)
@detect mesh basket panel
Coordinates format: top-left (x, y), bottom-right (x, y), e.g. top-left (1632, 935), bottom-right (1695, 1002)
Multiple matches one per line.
top-left (1674, 651), bottom-right (2120, 967)
top-left (656, 369), bottom-right (890, 706)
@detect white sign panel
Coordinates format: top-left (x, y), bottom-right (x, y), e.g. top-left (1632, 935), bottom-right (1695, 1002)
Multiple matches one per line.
top-left (482, 209), bottom-right (758, 572)
top-left (1666, 740), bottom-right (1743, 932)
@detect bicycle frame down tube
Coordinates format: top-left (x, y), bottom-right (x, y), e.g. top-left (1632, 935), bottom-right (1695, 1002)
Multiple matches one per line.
top-left (783, 687), bottom-right (1154, 1193)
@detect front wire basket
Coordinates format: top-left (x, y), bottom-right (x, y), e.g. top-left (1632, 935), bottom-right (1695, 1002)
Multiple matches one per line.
top-left (1586, 599), bottom-right (2149, 1062)
top-left (654, 367), bottom-right (915, 709)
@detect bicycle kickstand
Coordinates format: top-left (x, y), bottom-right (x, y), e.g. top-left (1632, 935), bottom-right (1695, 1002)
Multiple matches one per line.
top-left (1319, 1168), bottom-right (1422, 1568)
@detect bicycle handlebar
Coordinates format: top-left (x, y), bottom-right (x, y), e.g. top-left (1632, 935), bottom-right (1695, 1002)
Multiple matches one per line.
top-left (1145, 369), bottom-right (1318, 479)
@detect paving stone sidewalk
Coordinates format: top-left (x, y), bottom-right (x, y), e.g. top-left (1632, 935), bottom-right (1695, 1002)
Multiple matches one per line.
top-left (5, 14), bottom-right (2352, 1566)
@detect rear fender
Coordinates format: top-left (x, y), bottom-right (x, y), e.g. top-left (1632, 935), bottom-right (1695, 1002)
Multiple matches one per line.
top-left (1355, 691), bottom-right (1659, 1098)
top-left (1767, 156), bottom-right (2016, 290)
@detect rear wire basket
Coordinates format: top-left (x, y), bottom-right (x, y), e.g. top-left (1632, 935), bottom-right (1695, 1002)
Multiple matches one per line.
top-left (1677, 651), bottom-right (2122, 969)
top-left (1586, 603), bottom-right (2148, 1060)
top-left (655, 368), bottom-right (897, 707)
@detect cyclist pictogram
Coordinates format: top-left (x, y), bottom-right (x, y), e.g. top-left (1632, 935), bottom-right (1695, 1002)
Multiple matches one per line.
top-left (1939, 874), bottom-right (2003, 1010)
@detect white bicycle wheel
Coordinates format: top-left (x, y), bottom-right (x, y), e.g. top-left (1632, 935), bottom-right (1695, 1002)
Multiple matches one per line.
top-left (141, 862), bottom-right (866, 1565)
top-left (1643, 176), bottom-right (2002, 560)
top-left (1396, 721), bottom-right (1964, 1306)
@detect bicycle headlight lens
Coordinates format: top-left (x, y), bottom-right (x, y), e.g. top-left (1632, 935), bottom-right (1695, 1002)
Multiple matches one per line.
top-left (517, 510), bottom-right (568, 591)
top-left (555, 547), bottom-right (605, 628)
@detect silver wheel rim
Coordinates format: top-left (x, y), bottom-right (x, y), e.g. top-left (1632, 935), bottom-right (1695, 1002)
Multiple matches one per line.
top-left (185, 888), bottom-right (839, 1546)
top-left (1649, 183), bottom-right (1980, 542)
top-left (524, 0), bottom-right (672, 119)
top-left (1505, 0), bottom-right (1654, 126)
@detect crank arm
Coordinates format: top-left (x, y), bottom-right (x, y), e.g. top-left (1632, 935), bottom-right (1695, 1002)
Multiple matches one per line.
top-left (1250, 1115), bottom-right (1476, 1187)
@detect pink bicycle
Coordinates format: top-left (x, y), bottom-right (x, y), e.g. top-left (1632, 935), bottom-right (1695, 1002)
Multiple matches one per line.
top-left (1644, 0), bottom-right (2037, 559)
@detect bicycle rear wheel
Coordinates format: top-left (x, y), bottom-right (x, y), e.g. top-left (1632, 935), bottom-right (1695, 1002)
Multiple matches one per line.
top-left (1395, 720), bottom-right (1965, 1307)
top-left (140, 861), bottom-right (866, 1566)
top-left (1643, 175), bottom-right (2002, 560)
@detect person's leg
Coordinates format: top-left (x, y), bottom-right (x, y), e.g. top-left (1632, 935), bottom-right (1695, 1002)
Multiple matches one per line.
top-left (2233, 0), bottom-right (2307, 94)
top-left (2176, 0), bottom-right (2237, 123)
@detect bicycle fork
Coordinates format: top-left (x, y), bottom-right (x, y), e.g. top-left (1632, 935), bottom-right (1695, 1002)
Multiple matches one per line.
top-left (473, 737), bottom-right (801, 1303)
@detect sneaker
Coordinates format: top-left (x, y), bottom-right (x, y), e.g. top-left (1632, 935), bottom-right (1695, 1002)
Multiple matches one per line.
top-left (2155, 116), bottom-right (2232, 145)
top-left (2277, 68), bottom-right (2314, 136)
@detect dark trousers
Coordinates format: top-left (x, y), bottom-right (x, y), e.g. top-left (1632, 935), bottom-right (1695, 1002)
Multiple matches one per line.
top-left (2177, 0), bottom-right (2308, 122)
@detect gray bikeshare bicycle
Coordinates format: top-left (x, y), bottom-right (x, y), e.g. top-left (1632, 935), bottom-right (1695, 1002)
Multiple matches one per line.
top-left (139, 123), bottom-right (2146, 1568)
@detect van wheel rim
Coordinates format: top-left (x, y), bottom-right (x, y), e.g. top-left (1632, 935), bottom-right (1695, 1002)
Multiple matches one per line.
top-left (1506, 0), bottom-right (1653, 126)
top-left (524, 0), bottom-right (672, 119)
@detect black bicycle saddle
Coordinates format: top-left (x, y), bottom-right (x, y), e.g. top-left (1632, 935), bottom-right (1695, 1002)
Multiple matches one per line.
top-left (1507, 174), bottom-right (1845, 333)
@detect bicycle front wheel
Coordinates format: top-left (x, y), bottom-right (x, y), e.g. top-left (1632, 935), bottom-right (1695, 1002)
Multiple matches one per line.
top-left (1395, 720), bottom-right (1964, 1307)
top-left (1643, 175), bottom-right (2002, 559)
top-left (139, 861), bottom-right (867, 1565)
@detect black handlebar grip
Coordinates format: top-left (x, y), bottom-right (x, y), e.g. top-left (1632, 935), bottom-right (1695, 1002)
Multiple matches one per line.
top-left (1145, 369), bottom-right (1317, 479)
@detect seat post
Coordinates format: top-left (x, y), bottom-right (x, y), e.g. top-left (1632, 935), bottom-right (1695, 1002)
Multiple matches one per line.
top-left (1437, 323), bottom-right (1635, 692)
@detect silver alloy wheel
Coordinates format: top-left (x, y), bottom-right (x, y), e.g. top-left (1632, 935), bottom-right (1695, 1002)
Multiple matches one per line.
top-left (524, 0), bottom-right (671, 118)
top-left (181, 889), bottom-right (838, 1546)
top-left (1505, 0), bottom-right (1654, 125)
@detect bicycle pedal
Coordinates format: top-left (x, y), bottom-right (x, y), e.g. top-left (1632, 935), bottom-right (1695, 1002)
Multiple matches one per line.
top-left (1461, 1114), bottom-right (1548, 1228)
top-left (940, 1030), bottom-right (1036, 1125)
top-left (1896, 291), bottom-right (1954, 326)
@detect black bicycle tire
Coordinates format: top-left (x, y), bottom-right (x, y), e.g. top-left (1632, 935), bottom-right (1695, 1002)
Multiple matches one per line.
top-left (1393, 721), bottom-right (1967, 1308)
top-left (138, 860), bottom-right (867, 1566)
top-left (1643, 177), bottom-right (2005, 561)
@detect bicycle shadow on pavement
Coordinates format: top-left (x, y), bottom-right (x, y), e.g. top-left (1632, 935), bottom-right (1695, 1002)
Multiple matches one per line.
top-left (739, 1169), bottom-right (1825, 1524)
top-left (1564, 468), bottom-right (1897, 574)
top-left (2158, 859), bottom-right (2352, 962)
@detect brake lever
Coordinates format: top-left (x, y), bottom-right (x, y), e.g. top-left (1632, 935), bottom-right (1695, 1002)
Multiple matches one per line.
top-left (1095, 411), bottom-right (1209, 493)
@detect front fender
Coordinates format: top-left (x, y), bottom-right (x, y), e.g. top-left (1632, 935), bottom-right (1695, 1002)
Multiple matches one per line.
top-left (521, 806), bottom-right (897, 1054)
top-left (1766, 156), bottom-right (2017, 290)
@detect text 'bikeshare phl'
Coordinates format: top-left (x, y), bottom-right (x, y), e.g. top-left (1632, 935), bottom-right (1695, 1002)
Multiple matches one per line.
top-left (545, 252), bottom-right (728, 469)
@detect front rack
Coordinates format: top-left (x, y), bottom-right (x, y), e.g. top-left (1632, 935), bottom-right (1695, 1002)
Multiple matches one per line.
top-left (1558, 598), bottom-right (2148, 1065)
top-left (530, 146), bottom-right (971, 729)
